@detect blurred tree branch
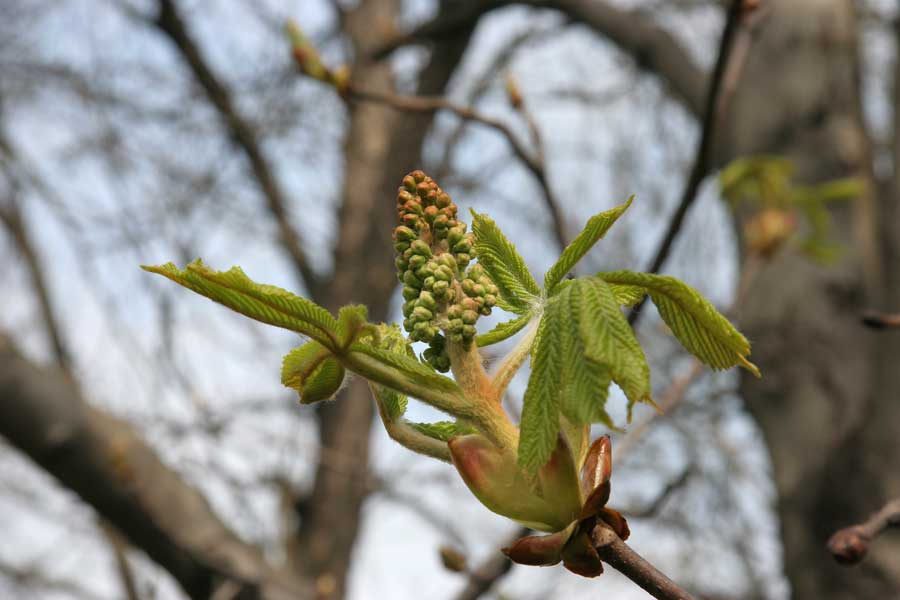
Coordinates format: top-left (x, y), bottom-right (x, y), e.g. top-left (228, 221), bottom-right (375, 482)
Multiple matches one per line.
top-left (0, 334), bottom-right (312, 600)
top-left (372, 0), bottom-right (707, 117)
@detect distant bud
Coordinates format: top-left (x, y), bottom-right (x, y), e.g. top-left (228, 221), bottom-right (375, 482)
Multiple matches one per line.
top-left (505, 73), bottom-right (523, 109)
top-left (828, 527), bottom-right (870, 565)
top-left (439, 546), bottom-right (468, 573)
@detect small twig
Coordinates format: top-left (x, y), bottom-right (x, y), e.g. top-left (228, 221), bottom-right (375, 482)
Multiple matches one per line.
top-left (591, 524), bottom-right (695, 600)
top-left (452, 548), bottom-right (516, 600)
top-left (827, 497), bottom-right (900, 565)
top-left (345, 85), bottom-right (568, 248)
top-left (860, 311), bottom-right (900, 330)
top-left (629, 0), bottom-right (753, 327)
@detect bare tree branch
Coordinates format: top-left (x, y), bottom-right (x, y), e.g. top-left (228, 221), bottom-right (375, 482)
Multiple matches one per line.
top-left (149, 0), bottom-right (321, 298)
top-left (374, 0), bottom-right (707, 117)
top-left (344, 85), bottom-right (567, 248)
top-left (592, 524), bottom-right (695, 600)
top-left (0, 335), bottom-right (311, 600)
top-left (629, 0), bottom-right (754, 327)
top-left (827, 497), bottom-right (900, 566)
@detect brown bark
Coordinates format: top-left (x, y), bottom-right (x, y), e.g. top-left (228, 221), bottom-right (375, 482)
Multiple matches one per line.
top-left (727, 1), bottom-right (900, 597)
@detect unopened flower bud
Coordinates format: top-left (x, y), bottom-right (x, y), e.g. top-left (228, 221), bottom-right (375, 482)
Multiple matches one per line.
top-left (417, 291), bottom-right (436, 310)
top-left (393, 226), bottom-right (417, 242)
top-left (402, 286), bottom-right (419, 301)
top-left (410, 240), bottom-right (432, 257)
top-left (461, 310), bottom-right (478, 325)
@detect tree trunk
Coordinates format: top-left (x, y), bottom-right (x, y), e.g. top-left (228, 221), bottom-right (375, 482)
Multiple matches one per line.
top-left (728, 1), bottom-right (900, 597)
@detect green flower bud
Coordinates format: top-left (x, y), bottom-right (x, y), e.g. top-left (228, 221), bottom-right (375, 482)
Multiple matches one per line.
top-left (432, 280), bottom-right (449, 299)
top-left (394, 241), bottom-right (410, 254)
top-left (403, 271), bottom-right (421, 287)
top-left (408, 254), bottom-right (427, 270)
top-left (402, 301), bottom-right (416, 318)
top-left (424, 205), bottom-right (439, 220)
top-left (456, 254), bottom-right (471, 269)
top-left (472, 283), bottom-right (485, 297)
top-left (484, 294), bottom-right (498, 307)
top-left (436, 192), bottom-right (451, 209)
top-left (434, 265), bottom-right (454, 282)
top-left (449, 318), bottom-right (464, 332)
top-left (410, 240), bottom-right (432, 257)
top-left (423, 276), bottom-right (436, 290)
top-left (402, 213), bottom-right (419, 227)
top-left (393, 226), bottom-right (417, 242)
top-left (395, 256), bottom-right (409, 271)
top-left (412, 306), bottom-right (433, 321)
top-left (461, 279), bottom-right (475, 295)
top-left (453, 239), bottom-right (472, 254)
top-left (417, 291), bottom-right (436, 310)
top-left (403, 317), bottom-right (415, 331)
top-left (461, 297), bottom-right (479, 312)
top-left (461, 310), bottom-right (478, 325)
top-left (449, 332), bottom-right (463, 344)
top-left (462, 324), bottom-right (477, 339)
top-left (402, 286), bottom-right (419, 301)
top-left (448, 227), bottom-right (465, 246)
top-left (436, 253), bottom-right (456, 270)
top-left (402, 175), bottom-right (417, 192)
top-left (447, 305), bottom-right (462, 320)
top-left (433, 214), bottom-right (449, 230)
top-left (480, 305), bottom-right (492, 316)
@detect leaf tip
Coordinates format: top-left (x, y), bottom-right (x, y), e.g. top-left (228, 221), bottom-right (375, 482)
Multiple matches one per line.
top-left (740, 355), bottom-right (762, 378)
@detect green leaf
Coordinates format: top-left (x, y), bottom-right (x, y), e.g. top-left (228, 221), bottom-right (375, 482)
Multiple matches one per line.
top-left (608, 283), bottom-right (646, 307)
top-left (518, 315), bottom-right (562, 474)
top-left (142, 260), bottom-right (339, 347)
top-left (476, 314), bottom-right (532, 347)
top-left (281, 342), bottom-right (346, 404)
top-left (596, 271), bottom-right (760, 376)
top-left (282, 341), bottom-right (331, 390)
top-left (299, 358), bottom-right (346, 404)
top-left (470, 211), bottom-right (541, 313)
top-left (578, 278), bottom-right (652, 418)
top-left (557, 281), bottom-right (616, 428)
top-left (409, 421), bottom-right (477, 442)
top-left (336, 304), bottom-right (369, 347)
top-left (373, 385), bottom-right (408, 421)
top-left (543, 197), bottom-right (633, 294)
top-left (349, 343), bottom-right (461, 393)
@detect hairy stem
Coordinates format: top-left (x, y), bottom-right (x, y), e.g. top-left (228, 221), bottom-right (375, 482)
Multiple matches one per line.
top-left (489, 315), bottom-right (540, 403)
top-left (370, 383), bottom-right (452, 462)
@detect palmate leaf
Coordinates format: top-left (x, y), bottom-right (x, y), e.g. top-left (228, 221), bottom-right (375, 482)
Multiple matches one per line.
top-left (557, 282), bottom-right (615, 428)
top-left (471, 211), bottom-right (541, 314)
top-left (519, 277), bottom-right (648, 474)
top-left (142, 260), bottom-right (339, 347)
top-left (282, 341), bottom-right (346, 404)
top-left (596, 271), bottom-right (760, 376)
top-left (476, 314), bottom-right (532, 347)
top-left (518, 316), bottom-right (563, 474)
top-left (577, 278), bottom-right (651, 419)
top-left (608, 283), bottom-right (646, 307)
top-left (543, 197), bottom-right (633, 295)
